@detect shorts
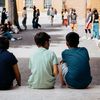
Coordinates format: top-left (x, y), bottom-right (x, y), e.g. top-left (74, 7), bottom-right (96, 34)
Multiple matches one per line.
top-left (62, 63), bottom-right (68, 83)
top-left (63, 19), bottom-right (68, 26)
top-left (86, 23), bottom-right (92, 29)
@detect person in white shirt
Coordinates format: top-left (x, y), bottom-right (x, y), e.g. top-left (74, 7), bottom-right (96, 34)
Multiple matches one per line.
top-left (63, 9), bottom-right (68, 27)
top-left (22, 7), bottom-right (27, 30)
top-left (50, 7), bottom-right (55, 26)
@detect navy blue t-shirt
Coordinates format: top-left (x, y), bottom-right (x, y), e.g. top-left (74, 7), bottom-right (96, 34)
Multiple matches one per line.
top-left (62, 47), bottom-right (92, 89)
top-left (0, 49), bottom-right (18, 86)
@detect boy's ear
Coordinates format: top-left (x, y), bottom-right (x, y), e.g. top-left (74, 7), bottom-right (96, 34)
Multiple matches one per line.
top-left (66, 42), bottom-right (69, 46)
top-left (45, 41), bottom-right (48, 44)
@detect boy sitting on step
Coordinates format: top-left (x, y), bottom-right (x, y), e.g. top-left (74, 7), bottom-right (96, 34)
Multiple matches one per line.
top-left (59, 32), bottom-right (92, 89)
top-left (28, 32), bottom-right (59, 89)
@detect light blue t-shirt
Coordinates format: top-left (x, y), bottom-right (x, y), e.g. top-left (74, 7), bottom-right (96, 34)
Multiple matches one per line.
top-left (28, 47), bottom-right (58, 89)
top-left (62, 47), bottom-right (92, 89)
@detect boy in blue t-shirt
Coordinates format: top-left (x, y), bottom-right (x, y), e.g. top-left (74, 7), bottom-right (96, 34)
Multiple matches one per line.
top-left (59, 32), bottom-right (92, 89)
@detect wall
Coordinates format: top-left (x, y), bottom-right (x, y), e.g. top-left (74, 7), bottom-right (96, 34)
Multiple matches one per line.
top-left (5, 0), bottom-right (100, 17)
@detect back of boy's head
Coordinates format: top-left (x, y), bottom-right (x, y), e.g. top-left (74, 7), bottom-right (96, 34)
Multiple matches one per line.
top-left (0, 36), bottom-right (9, 49)
top-left (34, 32), bottom-right (50, 47)
top-left (66, 32), bottom-right (79, 47)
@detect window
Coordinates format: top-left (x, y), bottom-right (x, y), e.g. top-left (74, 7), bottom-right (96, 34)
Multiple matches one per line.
top-left (0, 0), bottom-right (5, 7)
top-left (25, 0), bottom-right (33, 8)
top-left (44, 0), bottom-right (52, 9)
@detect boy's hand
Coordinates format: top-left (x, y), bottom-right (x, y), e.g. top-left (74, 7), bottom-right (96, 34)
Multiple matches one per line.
top-left (60, 60), bottom-right (64, 64)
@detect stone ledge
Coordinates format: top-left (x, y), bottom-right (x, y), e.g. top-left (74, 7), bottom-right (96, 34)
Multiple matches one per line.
top-left (0, 85), bottom-right (100, 100)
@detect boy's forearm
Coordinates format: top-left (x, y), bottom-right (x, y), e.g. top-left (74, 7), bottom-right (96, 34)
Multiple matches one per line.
top-left (17, 74), bottom-right (21, 86)
top-left (53, 64), bottom-right (59, 77)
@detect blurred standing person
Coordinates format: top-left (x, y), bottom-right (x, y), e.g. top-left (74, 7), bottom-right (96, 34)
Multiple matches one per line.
top-left (70, 9), bottom-right (77, 31)
top-left (54, 9), bottom-right (57, 15)
top-left (1, 8), bottom-right (7, 25)
top-left (92, 9), bottom-right (99, 40)
top-left (85, 8), bottom-right (93, 39)
top-left (35, 9), bottom-right (41, 28)
top-left (67, 8), bottom-right (72, 26)
top-left (63, 9), bottom-right (68, 27)
top-left (32, 6), bottom-right (37, 28)
top-left (22, 7), bottom-right (27, 30)
top-left (61, 9), bottom-right (64, 25)
top-left (50, 7), bottom-right (55, 26)
top-left (47, 7), bottom-right (50, 16)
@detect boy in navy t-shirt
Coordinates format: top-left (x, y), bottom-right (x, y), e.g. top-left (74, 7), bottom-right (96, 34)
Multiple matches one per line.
top-left (59, 32), bottom-right (92, 89)
top-left (0, 37), bottom-right (21, 90)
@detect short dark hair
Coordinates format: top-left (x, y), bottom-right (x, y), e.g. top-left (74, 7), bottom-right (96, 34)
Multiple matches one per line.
top-left (34, 32), bottom-right (50, 46)
top-left (3, 8), bottom-right (6, 11)
top-left (23, 7), bottom-right (26, 10)
top-left (66, 32), bottom-right (79, 47)
top-left (0, 36), bottom-right (9, 49)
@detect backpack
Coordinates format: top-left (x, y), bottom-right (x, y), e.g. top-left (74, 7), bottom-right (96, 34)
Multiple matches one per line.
top-left (71, 13), bottom-right (77, 20)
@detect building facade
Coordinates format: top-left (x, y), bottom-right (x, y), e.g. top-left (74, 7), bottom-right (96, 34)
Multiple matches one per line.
top-left (4, 0), bottom-right (100, 18)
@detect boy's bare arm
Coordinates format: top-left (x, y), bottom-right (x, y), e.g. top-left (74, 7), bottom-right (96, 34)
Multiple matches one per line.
top-left (12, 64), bottom-right (21, 86)
top-left (59, 64), bottom-right (66, 87)
top-left (53, 64), bottom-right (59, 77)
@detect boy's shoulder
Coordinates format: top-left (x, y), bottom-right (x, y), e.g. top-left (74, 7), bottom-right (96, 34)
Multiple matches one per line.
top-left (79, 47), bottom-right (88, 51)
top-left (30, 48), bottom-right (56, 58)
top-left (46, 49), bottom-right (57, 57)
top-left (62, 47), bottom-right (88, 53)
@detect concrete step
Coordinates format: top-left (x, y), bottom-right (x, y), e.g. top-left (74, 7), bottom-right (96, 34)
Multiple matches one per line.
top-left (0, 85), bottom-right (100, 100)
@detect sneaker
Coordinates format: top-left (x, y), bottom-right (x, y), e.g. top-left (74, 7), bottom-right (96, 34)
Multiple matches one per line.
top-left (11, 38), bottom-right (16, 41)
top-left (87, 37), bottom-right (91, 40)
top-left (17, 37), bottom-right (22, 40)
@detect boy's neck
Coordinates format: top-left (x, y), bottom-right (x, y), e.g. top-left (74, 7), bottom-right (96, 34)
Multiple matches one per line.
top-left (38, 46), bottom-right (48, 49)
top-left (68, 46), bottom-right (78, 49)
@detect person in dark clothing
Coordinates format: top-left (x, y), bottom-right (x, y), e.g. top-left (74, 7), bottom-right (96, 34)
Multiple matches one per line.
top-left (1, 24), bottom-right (22, 41)
top-left (0, 37), bottom-right (21, 90)
top-left (22, 7), bottom-right (27, 30)
top-left (85, 8), bottom-right (93, 39)
top-left (1, 8), bottom-right (7, 25)
top-left (32, 6), bottom-right (37, 28)
top-left (35, 9), bottom-right (41, 28)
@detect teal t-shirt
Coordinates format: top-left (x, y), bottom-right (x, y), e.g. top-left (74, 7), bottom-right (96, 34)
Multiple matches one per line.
top-left (62, 47), bottom-right (92, 89)
top-left (28, 47), bottom-right (58, 89)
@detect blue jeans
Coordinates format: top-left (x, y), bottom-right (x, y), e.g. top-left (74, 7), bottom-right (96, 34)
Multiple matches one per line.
top-left (3, 32), bottom-right (13, 39)
top-left (93, 23), bottom-right (99, 39)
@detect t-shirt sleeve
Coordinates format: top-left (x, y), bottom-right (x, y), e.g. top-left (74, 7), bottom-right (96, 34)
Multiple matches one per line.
top-left (62, 51), bottom-right (66, 62)
top-left (85, 48), bottom-right (90, 60)
top-left (9, 53), bottom-right (18, 65)
top-left (83, 47), bottom-right (90, 60)
top-left (51, 52), bottom-right (58, 65)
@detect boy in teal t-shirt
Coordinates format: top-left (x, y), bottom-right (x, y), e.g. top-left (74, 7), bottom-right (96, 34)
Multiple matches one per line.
top-left (59, 32), bottom-right (92, 89)
top-left (28, 32), bottom-right (59, 89)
